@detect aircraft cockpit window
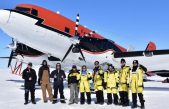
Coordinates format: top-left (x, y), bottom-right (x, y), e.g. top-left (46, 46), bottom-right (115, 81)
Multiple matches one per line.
top-left (15, 7), bottom-right (38, 16)
top-left (15, 7), bottom-right (31, 14)
top-left (31, 9), bottom-right (38, 16)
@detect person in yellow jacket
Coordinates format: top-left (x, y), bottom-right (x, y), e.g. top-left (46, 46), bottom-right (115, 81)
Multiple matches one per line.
top-left (104, 64), bottom-right (119, 105)
top-left (77, 65), bottom-right (92, 105)
top-left (131, 60), bottom-right (146, 109)
top-left (93, 61), bottom-right (104, 105)
top-left (119, 58), bottom-right (131, 106)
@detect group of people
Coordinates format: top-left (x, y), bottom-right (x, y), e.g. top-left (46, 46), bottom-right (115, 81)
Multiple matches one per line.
top-left (22, 59), bottom-right (147, 109)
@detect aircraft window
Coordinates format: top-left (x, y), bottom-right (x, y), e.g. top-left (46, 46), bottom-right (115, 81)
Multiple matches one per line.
top-left (80, 37), bottom-right (122, 53)
top-left (31, 9), bottom-right (38, 16)
top-left (15, 7), bottom-right (31, 14)
top-left (65, 27), bottom-right (70, 33)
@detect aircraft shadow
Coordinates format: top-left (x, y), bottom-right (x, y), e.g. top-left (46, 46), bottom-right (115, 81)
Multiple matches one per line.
top-left (144, 87), bottom-right (169, 91)
top-left (6, 79), bottom-right (24, 83)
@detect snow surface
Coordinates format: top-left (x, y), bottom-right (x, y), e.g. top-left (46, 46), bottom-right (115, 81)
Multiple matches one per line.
top-left (0, 69), bottom-right (169, 109)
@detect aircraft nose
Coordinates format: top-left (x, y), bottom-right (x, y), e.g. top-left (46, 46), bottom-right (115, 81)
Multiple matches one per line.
top-left (0, 9), bottom-right (10, 26)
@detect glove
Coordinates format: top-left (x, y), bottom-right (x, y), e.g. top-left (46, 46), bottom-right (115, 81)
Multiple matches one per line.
top-left (116, 83), bottom-right (119, 87)
top-left (103, 82), bottom-right (107, 89)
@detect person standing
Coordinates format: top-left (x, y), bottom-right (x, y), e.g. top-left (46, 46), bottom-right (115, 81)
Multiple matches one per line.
top-left (104, 64), bottom-right (119, 105)
top-left (78, 65), bottom-right (92, 105)
top-left (22, 62), bottom-right (37, 105)
top-left (68, 65), bottom-right (80, 105)
top-left (50, 63), bottom-right (66, 104)
top-left (38, 60), bottom-right (53, 103)
top-left (93, 61), bottom-right (104, 105)
top-left (119, 59), bottom-right (130, 106)
top-left (131, 60), bottom-right (146, 109)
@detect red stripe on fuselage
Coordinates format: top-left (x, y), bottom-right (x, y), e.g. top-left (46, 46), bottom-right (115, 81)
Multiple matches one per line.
top-left (15, 4), bottom-right (127, 52)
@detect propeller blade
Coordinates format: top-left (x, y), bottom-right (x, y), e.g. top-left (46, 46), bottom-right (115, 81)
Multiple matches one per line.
top-left (8, 50), bottom-right (14, 67)
top-left (75, 13), bottom-right (80, 36)
top-left (7, 10), bottom-right (12, 23)
top-left (77, 45), bottom-right (86, 62)
top-left (61, 44), bottom-right (74, 62)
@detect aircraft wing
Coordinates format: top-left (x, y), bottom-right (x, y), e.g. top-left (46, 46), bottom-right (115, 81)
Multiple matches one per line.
top-left (114, 49), bottom-right (169, 58)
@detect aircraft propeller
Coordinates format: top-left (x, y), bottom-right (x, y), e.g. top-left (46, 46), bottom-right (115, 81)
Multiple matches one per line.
top-left (7, 39), bottom-right (17, 67)
top-left (61, 14), bottom-right (86, 62)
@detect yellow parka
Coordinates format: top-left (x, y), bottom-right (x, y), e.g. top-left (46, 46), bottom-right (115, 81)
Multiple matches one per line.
top-left (93, 69), bottom-right (104, 91)
top-left (77, 72), bottom-right (92, 93)
top-left (104, 70), bottom-right (119, 93)
top-left (130, 67), bottom-right (144, 93)
top-left (119, 66), bottom-right (131, 92)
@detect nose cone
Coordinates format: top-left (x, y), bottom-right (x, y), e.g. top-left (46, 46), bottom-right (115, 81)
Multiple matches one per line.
top-left (0, 9), bottom-right (10, 26)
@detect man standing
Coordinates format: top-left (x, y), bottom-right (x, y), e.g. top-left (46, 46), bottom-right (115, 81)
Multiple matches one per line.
top-left (104, 64), bottom-right (119, 105)
top-left (38, 60), bottom-right (53, 103)
top-left (22, 62), bottom-right (37, 105)
top-left (50, 63), bottom-right (66, 104)
top-left (93, 61), bottom-right (104, 105)
top-left (119, 59), bottom-right (130, 106)
top-left (68, 65), bottom-right (80, 105)
top-left (131, 60), bottom-right (146, 109)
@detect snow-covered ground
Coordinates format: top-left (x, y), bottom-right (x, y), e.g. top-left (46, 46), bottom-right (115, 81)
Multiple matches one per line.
top-left (0, 69), bottom-right (169, 109)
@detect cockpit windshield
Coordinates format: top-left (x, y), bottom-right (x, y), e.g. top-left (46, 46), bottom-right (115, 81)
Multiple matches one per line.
top-left (15, 7), bottom-right (38, 16)
top-left (15, 7), bottom-right (31, 14)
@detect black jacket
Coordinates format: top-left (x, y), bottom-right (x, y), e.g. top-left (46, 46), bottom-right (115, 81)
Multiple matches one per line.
top-left (50, 69), bottom-right (66, 85)
top-left (22, 68), bottom-right (37, 85)
top-left (68, 70), bottom-right (80, 85)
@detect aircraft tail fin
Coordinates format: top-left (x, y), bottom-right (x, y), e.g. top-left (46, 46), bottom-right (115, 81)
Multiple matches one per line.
top-left (145, 41), bottom-right (156, 51)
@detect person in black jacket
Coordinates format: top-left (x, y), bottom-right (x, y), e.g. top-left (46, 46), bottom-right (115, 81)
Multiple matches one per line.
top-left (50, 63), bottom-right (66, 104)
top-left (22, 62), bottom-right (37, 105)
top-left (68, 65), bottom-right (80, 105)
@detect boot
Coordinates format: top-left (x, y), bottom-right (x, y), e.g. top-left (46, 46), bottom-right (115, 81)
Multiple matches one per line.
top-left (80, 92), bottom-right (85, 104)
top-left (32, 101), bottom-right (36, 104)
top-left (113, 94), bottom-right (119, 105)
top-left (119, 91), bottom-right (124, 105)
top-left (86, 92), bottom-right (91, 104)
top-left (107, 93), bottom-right (112, 105)
top-left (123, 92), bottom-right (129, 106)
top-left (95, 91), bottom-right (100, 104)
top-left (52, 100), bottom-right (57, 104)
top-left (141, 102), bottom-right (145, 109)
top-left (99, 91), bottom-right (104, 105)
top-left (138, 93), bottom-right (145, 109)
top-left (60, 100), bottom-right (66, 103)
top-left (132, 93), bottom-right (137, 108)
top-left (24, 101), bottom-right (28, 105)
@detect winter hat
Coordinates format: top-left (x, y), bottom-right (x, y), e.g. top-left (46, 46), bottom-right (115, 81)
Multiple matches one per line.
top-left (28, 62), bottom-right (32, 66)
top-left (121, 58), bottom-right (126, 63)
top-left (133, 60), bottom-right (138, 64)
top-left (72, 65), bottom-right (77, 69)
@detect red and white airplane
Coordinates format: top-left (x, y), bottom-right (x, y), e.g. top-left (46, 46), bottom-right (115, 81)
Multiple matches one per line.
top-left (0, 4), bottom-right (169, 77)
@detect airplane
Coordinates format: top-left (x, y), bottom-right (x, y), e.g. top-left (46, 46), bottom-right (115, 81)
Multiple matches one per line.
top-left (0, 4), bottom-right (169, 77)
